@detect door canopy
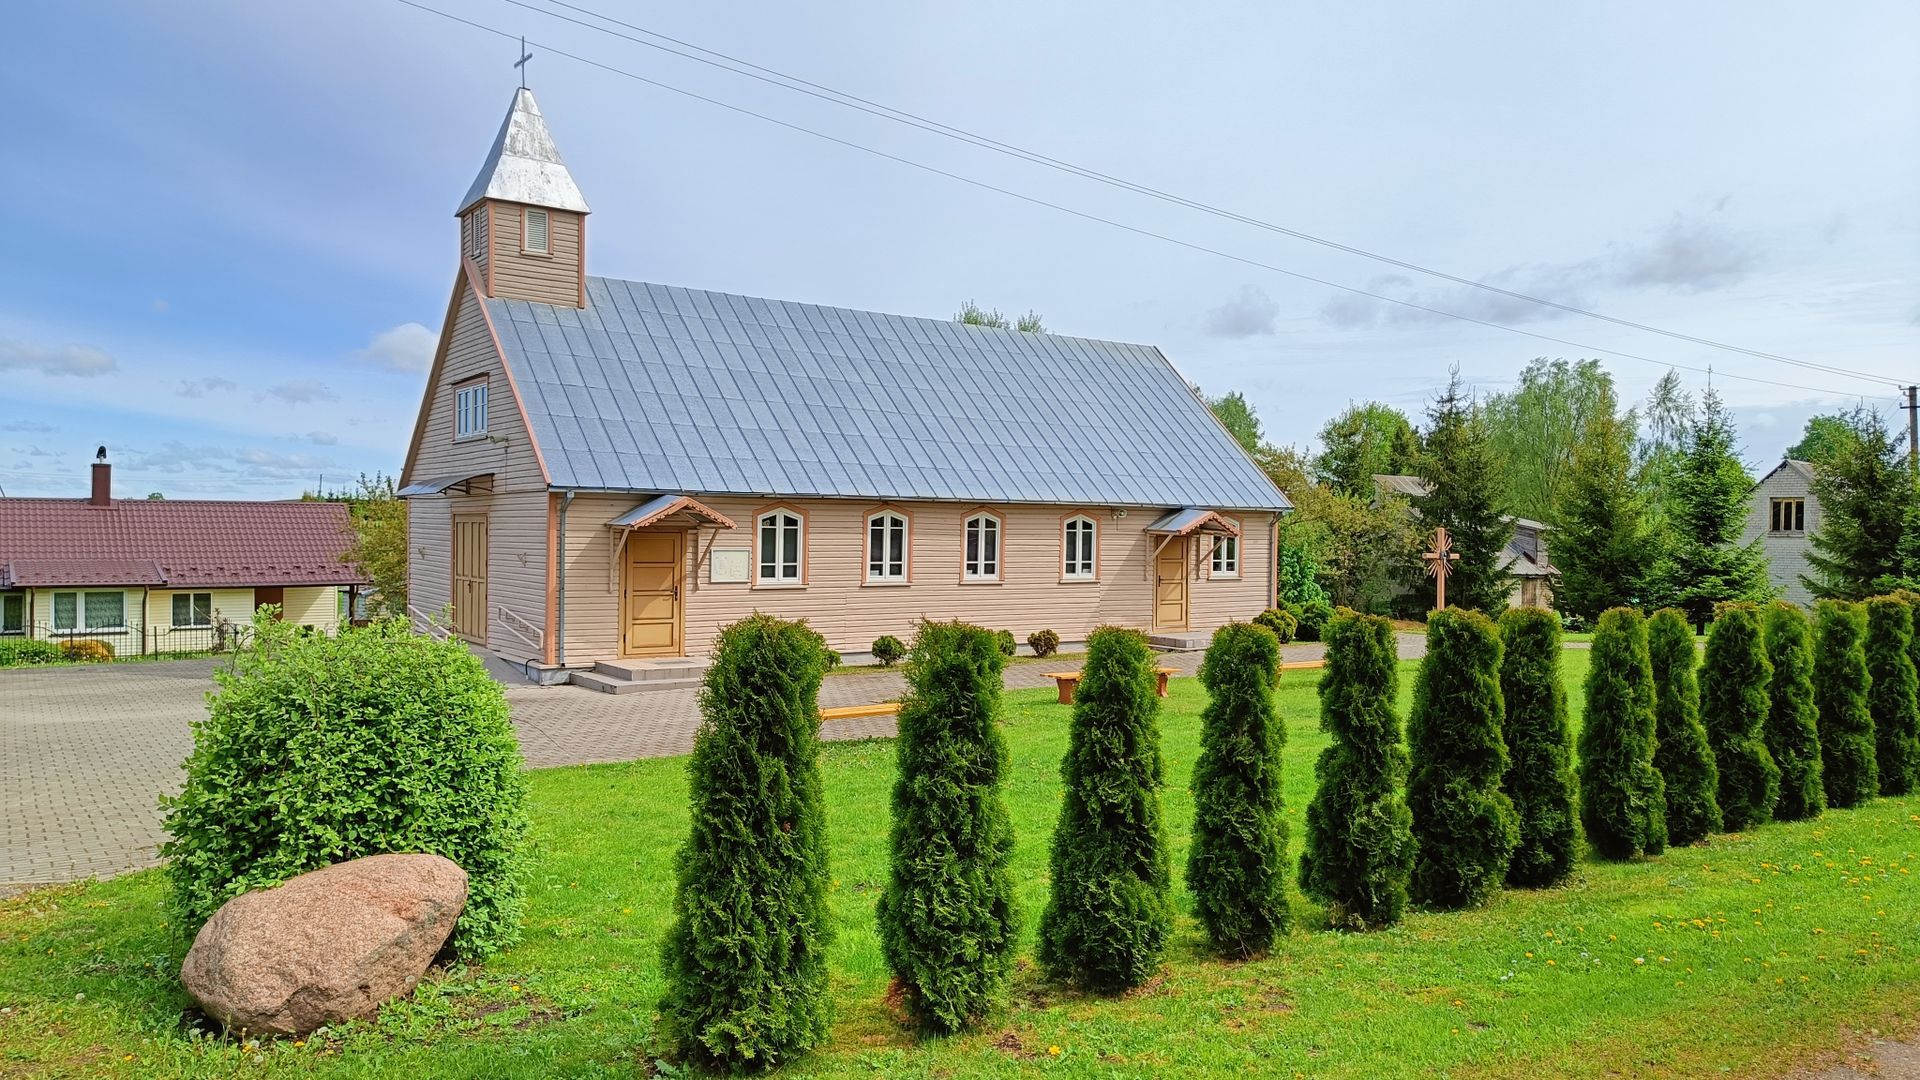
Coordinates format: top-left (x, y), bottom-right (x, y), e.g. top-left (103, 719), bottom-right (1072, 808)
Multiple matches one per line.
top-left (1143, 507), bottom-right (1240, 538)
top-left (608, 494), bottom-right (737, 531)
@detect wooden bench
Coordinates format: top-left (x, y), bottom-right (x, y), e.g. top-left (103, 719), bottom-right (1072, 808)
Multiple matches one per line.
top-left (819, 702), bottom-right (900, 723)
top-left (1279, 659), bottom-right (1326, 672)
top-left (1044, 667), bottom-right (1180, 705)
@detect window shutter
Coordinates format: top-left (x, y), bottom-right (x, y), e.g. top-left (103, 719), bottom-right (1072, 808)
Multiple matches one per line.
top-left (525, 209), bottom-right (549, 253)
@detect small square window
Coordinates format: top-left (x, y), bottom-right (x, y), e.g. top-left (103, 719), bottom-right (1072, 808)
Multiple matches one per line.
top-left (172, 592), bottom-right (213, 628)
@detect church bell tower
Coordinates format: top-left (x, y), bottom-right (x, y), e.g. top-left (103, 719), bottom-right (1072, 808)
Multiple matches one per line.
top-left (457, 88), bottom-right (590, 308)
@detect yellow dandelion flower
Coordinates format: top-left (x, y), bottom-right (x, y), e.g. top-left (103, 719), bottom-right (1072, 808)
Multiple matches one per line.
top-left (1048, 1046), bottom-right (1062, 1056)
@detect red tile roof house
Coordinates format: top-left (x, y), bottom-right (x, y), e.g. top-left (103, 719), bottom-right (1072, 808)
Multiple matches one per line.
top-left (0, 455), bottom-right (367, 656)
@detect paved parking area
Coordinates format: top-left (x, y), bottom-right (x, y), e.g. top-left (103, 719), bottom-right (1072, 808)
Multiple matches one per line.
top-left (1, 633), bottom-right (1419, 891)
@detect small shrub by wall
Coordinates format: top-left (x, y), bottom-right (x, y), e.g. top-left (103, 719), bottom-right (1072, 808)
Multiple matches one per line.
top-left (872, 634), bottom-right (907, 667)
top-left (1406, 608), bottom-right (1517, 910)
top-left (1026, 629), bottom-right (1061, 658)
top-left (1037, 626), bottom-right (1172, 993)
top-left (1187, 622), bottom-right (1290, 958)
top-left (1579, 607), bottom-right (1668, 860)
top-left (58, 639), bottom-right (113, 662)
top-left (1646, 608), bottom-right (1723, 844)
top-left (660, 613), bottom-right (834, 1069)
top-left (1496, 607), bottom-right (1578, 888)
top-left (1253, 608), bottom-right (1298, 644)
top-left (1290, 599), bottom-right (1335, 643)
top-left (1761, 602), bottom-right (1826, 821)
top-left (1864, 596), bottom-right (1920, 796)
top-left (1299, 609), bottom-right (1413, 929)
top-left (1812, 600), bottom-right (1878, 809)
top-left (1699, 603), bottom-right (1779, 832)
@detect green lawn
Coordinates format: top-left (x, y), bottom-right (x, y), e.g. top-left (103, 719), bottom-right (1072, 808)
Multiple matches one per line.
top-left (4, 653), bottom-right (1918, 1078)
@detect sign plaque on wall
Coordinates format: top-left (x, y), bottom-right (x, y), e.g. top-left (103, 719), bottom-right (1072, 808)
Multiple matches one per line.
top-left (709, 548), bottom-right (750, 584)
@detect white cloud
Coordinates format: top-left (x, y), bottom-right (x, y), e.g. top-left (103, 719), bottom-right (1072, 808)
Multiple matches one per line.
top-left (306, 430), bottom-right (339, 445)
top-left (150, 298), bottom-right (171, 313)
top-left (1, 421), bottom-right (54, 433)
top-left (0, 339), bottom-right (116, 377)
top-left (264, 379), bottom-right (338, 404)
top-left (177, 376), bottom-right (239, 398)
top-left (355, 322), bottom-right (437, 373)
top-left (1203, 286), bottom-right (1280, 338)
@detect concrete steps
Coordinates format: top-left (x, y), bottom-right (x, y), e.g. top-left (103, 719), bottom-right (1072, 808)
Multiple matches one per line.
top-left (1146, 632), bottom-right (1209, 652)
top-left (568, 657), bottom-right (709, 695)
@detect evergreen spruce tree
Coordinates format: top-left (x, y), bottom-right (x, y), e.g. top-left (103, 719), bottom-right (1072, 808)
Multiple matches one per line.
top-left (1579, 608), bottom-right (1668, 859)
top-left (1406, 609), bottom-right (1518, 909)
top-left (1761, 602), bottom-right (1826, 821)
top-left (1803, 411), bottom-right (1912, 599)
top-left (1037, 627), bottom-right (1172, 992)
top-left (1187, 622), bottom-right (1291, 958)
top-left (1646, 609), bottom-right (1723, 844)
top-left (1496, 608), bottom-right (1578, 887)
top-left (876, 620), bottom-right (1017, 1033)
top-left (660, 614), bottom-right (832, 1071)
top-left (1415, 368), bottom-right (1515, 614)
top-left (1698, 603), bottom-right (1780, 831)
top-left (1552, 389), bottom-right (1653, 624)
top-left (1650, 389), bottom-right (1773, 627)
top-left (1812, 600), bottom-right (1878, 808)
top-left (1300, 609), bottom-right (1414, 929)
top-left (1863, 596), bottom-right (1920, 795)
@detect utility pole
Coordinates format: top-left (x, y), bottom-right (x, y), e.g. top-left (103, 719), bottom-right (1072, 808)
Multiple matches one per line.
top-left (1905, 385), bottom-right (1919, 472)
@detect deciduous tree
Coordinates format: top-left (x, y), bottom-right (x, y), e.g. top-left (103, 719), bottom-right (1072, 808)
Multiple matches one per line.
top-left (1314, 402), bottom-right (1420, 496)
top-left (1484, 357), bottom-right (1616, 524)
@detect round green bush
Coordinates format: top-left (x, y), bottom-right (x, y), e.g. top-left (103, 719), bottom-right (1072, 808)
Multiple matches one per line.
top-left (1026, 628), bottom-right (1061, 658)
top-left (1497, 607), bottom-right (1578, 888)
top-left (1579, 607), bottom-right (1667, 860)
top-left (1188, 621), bottom-right (1290, 958)
top-left (1864, 596), bottom-right (1920, 796)
top-left (872, 634), bottom-right (907, 666)
top-left (1299, 609), bottom-right (1413, 929)
top-left (1761, 602), bottom-right (1825, 821)
top-left (1407, 609), bottom-right (1518, 910)
top-left (1253, 607), bottom-right (1298, 644)
top-left (1647, 608), bottom-right (1723, 844)
top-left (1813, 600), bottom-right (1878, 809)
top-left (1038, 626), bottom-right (1172, 993)
top-left (1699, 603), bottom-right (1779, 832)
top-left (994, 629), bottom-right (1018, 657)
top-left (0, 638), bottom-right (64, 666)
top-left (661, 613), bottom-right (834, 1069)
top-left (59, 638), bottom-right (114, 662)
top-left (1291, 599), bottom-right (1335, 643)
top-left (160, 614), bottom-right (530, 961)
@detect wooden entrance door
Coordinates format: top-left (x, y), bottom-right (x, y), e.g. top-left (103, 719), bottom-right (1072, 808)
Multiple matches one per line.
top-left (451, 515), bottom-right (489, 642)
top-left (1153, 537), bottom-right (1189, 630)
top-left (622, 531), bottom-right (684, 657)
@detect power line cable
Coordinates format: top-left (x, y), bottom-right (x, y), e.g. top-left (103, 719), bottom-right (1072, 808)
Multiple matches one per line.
top-left (390, 0), bottom-right (1896, 402)
top-left (502, 0), bottom-right (1905, 390)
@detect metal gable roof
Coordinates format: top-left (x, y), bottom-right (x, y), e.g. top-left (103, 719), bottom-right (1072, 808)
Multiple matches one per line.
top-left (486, 277), bottom-right (1291, 510)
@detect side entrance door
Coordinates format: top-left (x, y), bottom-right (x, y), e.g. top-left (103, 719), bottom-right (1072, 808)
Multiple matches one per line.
top-left (622, 531), bottom-right (684, 657)
top-left (1153, 537), bottom-right (1189, 630)
top-left (451, 514), bottom-right (489, 642)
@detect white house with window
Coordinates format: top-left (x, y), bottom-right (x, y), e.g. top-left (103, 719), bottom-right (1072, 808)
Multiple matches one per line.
top-left (1744, 458), bottom-right (1821, 606)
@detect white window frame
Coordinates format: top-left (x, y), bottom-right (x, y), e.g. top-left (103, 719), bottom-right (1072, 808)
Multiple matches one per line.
top-left (0, 592), bottom-right (23, 635)
top-left (1211, 524), bottom-right (1241, 579)
top-left (170, 591), bottom-right (214, 629)
top-left (455, 378), bottom-right (490, 440)
top-left (51, 589), bottom-right (128, 633)
top-left (756, 508), bottom-right (805, 585)
top-left (523, 207), bottom-right (550, 254)
top-left (962, 511), bottom-right (1004, 582)
top-left (865, 509), bottom-right (909, 584)
top-left (1062, 515), bottom-right (1097, 581)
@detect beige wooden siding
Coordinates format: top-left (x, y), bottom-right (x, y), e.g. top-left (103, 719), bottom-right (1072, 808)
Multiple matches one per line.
top-left (280, 586), bottom-right (342, 632)
top-left (141, 587), bottom-right (257, 653)
top-left (406, 284), bottom-right (544, 493)
top-left (484, 202), bottom-right (582, 307)
top-left (26, 587), bottom-right (146, 657)
top-left (557, 495), bottom-right (1275, 662)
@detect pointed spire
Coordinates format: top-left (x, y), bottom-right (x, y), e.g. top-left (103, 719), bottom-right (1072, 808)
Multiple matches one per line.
top-left (458, 88), bottom-right (590, 216)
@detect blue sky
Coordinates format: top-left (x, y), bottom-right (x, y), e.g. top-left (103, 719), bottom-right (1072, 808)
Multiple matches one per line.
top-left (3, 1), bottom-right (1916, 498)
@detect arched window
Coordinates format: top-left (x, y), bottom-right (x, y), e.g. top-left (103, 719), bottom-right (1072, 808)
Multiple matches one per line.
top-left (756, 508), bottom-right (804, 583)
top-left (1062, 515), bottom-right (1097, 580)
top-left (1210, 519), bottom-right (1242, 579)
top-left (962, 511), bottom-right (1002, 581)
top-left (866, 510), bottom-right (909, 583)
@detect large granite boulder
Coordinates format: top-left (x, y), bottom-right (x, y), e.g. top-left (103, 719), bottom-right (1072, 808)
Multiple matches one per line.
top-left (180, 853), bottom-right (467, 1036)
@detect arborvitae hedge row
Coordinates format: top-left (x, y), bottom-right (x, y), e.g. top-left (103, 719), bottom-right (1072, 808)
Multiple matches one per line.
top-left (1037, 626), bottom-right (1172, 992)
top-left (1579, 607), bottom-right (1668, 860)
top-left (1864, 596), bottom-right (1920, 796)
top-left (660, 614), bottom-right (833, 1070)
top-left (1407, 609), bottom-right (1518, 909)
top-left (1646, 608), bottom-right (1723, 844)
top-left (1813, 600), bottom-right (1878, 808)
top-left (1761, 602), bottom-right (1825, 822)
top-left (876, 620), bottom-right (1017, 1033)
top-left (1299, 609), bottom-right (1414, 929)
top-left (1187, 622), bottom-right (1290, 958)
top-left (1496, 607), bottom-right (1578, 888)
top-left (1699, 603), bottom-right (1779, 832)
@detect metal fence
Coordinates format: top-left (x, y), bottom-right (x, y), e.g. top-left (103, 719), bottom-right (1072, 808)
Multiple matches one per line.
top-left (20, 619), bottom-right (256, 660)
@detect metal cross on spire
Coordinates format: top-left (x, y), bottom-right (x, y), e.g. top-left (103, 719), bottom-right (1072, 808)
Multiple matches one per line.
top-left (514, 36), bottom-right (533, 88)
top-left (1423, 525), bottom-right (1462, 611)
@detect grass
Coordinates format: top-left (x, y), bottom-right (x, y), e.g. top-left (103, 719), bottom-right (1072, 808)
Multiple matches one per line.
top-left (3, 652), bottom-right (1918, 1078)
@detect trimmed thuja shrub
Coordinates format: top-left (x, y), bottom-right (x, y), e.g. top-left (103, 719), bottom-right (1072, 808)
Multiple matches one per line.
top-left (1813, 600), bottom-right (1878, 809)
top-left (1407, 609), bottom-right (1518, 910)
top-left (1187, 621), bottom-right (1290, 958)
top-left (1646, 608), bottom-right (1723, 845)
top-left (1027, 629), bottom-right (1061, 658)
top-left (1762, 602), bottom-right (1825, 821)
top-left (1864, 596), bottom-right (1920, 796)
top-left (1037, 626), bottom-right (1171, 993)
top-left (161, 613), bottom-right (530, 961)
top-left (1699, 603), bottom-right (1779, 832)
top-left (1579, 608), bottom-right (1667, 860)
top-left (1254, 607), bottom-right (1298, 644)
top-left (1299, 609), bottom-right (1414, 929)
top-left (1496, 607), bottom-right (1578, 888)
top-left (660, 614), bottom-right (834, 1069)
top-left (872, 634), bottom-right (907, 666)
top-left (877, 620), bottom-right (1017, 1034)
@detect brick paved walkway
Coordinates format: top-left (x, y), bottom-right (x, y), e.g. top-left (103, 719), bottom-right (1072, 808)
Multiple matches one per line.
top-left (0, 634), bottom-right (1421, 890)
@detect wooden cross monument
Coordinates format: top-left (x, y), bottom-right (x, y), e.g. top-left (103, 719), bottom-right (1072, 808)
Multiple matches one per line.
top-left (1424, 526), bottom-right (1462, 610)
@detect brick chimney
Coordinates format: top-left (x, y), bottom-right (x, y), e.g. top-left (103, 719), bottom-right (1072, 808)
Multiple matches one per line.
top-left (90, 447), bottom-right (110, 507)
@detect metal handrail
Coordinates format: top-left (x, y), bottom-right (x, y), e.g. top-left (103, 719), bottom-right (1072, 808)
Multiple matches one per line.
top-left (406, 605), bottom-right (452, 641)
top-left (493, 605), bottom-right (544, 653)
